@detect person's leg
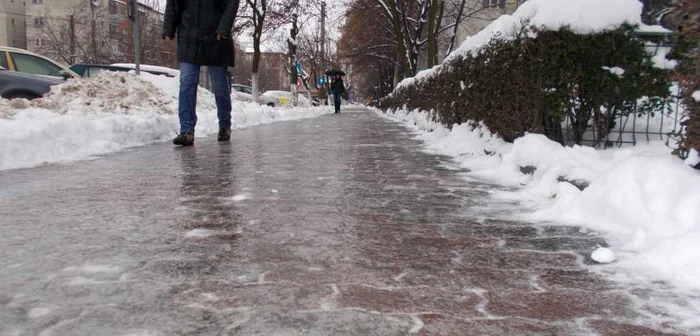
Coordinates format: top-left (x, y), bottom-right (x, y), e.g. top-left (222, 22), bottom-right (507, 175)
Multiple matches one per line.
top-left (334, 93), bottom-right (341, 113)
top-left (208, 66), bottom-right (232, 131)
top-left (178, 62), bottom-right (201, 133)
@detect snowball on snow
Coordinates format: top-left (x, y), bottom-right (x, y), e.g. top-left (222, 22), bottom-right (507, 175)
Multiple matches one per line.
top-left (686, 149), bottom-right (700, 167)
top-left (591, 247), bottom-right (616, 264)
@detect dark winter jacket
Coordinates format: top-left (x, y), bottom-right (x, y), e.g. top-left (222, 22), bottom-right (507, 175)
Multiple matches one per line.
top-left (331, 78), bottom-right (345, 94)
top-left (163, 0), bottom-right (239, 67)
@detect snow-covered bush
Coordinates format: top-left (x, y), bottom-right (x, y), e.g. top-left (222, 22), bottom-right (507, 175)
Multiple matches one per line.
top-left (382, 22), bottom-right (675, 145)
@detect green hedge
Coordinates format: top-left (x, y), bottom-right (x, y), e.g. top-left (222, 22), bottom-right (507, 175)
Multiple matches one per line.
top-left (677, 0), bottom-right (699, 163)
top-left (381, 26), bottom-right (673, 144)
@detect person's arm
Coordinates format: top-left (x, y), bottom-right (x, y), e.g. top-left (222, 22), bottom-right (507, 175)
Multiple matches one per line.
top-left (217, 0), bottom-right (240, 38)
top-left (163, 0), bottom-right (177, 39)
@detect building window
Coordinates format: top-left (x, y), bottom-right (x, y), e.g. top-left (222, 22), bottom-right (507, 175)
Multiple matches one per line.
top-left (33, 0), bottom-right (43, 4)
top-left (109, 0), bottom-right (118, 15)
top-left (12, 19), bottom-right (15, 26)
top-left (34, 16), bottom-right (46, 27)
top-left (483, 0), bottom-right (505, 8)
top-left (34, 38), bottom-right (45, 47)
top-left (109, 19), bottom-right (119, 39)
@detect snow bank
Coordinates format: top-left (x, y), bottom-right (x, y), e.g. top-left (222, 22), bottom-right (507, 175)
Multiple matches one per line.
top-left (379, 107), bottom-right (700, 292)
top-left (0, 72), bottom-right (330, 171)
top-left (397, 0), bottom-right (668, 90)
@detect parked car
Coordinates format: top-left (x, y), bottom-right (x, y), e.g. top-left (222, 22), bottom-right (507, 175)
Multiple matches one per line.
top-left (70, 63), bottom-right (180, 78)
top-left (110, 63), bottom-right (179, 77)
top-left (69, 64), bottom-right (131, 77)
top-left (260, 90), bottom-right (312, 107)
top-left (232, 84), bottom-right (254, 102)
top-left (0, 46), bottom-right (79, 79)
top-left (0, 65), bottom-right (63, 100)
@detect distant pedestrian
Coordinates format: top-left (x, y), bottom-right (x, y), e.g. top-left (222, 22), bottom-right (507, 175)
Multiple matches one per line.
top-left (163, 0), bottom-right (240, 146)
top-left (330, 74), bottom-right (345, 114)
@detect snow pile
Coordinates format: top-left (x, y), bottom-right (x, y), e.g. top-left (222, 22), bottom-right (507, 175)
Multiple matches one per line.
top-left (379, 107), bottom-right (700, 292)
top-left (693, 90), bottom-right (700, 102)
top-left (398, 0), bottom-right (668, 90)
top-left (0, 72), bottom-right (330, 171)
top-left (32, 72), bottom-right (175, 115)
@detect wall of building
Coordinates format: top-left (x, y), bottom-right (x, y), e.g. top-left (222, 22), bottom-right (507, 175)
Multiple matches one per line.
top-left (0, 0), bottom-right (28, 48)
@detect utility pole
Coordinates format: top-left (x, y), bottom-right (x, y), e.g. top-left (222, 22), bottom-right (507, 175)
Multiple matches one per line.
top-left (320, 1), bottom-right (327, 104)
top-left (128, 0), bottom-right (141, 75)
top-left (90, 2), bottom-right (97, 62)
top-left (68, 15), bottom-right (76, 64)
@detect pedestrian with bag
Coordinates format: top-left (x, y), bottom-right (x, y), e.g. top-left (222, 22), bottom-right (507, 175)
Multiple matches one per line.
top-left (163, 0), bottom-right (240, 146)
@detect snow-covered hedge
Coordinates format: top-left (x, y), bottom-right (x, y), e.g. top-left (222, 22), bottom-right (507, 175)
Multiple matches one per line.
top-left (381, 0), bottom-right (675, 144)
top-left (676, 0), bottom-right (700, 163)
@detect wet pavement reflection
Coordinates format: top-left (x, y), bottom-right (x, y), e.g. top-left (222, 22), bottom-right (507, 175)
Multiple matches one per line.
top-left (0, 108), bottom-right (697, 335)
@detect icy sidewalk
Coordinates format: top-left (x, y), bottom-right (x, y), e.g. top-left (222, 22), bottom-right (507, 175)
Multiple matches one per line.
top-left (1, 109), bottom-right (698, 335)
top-left (378, 107), bottom-right (700, 331)
top-left (0, 72), bottom-right (331, 171)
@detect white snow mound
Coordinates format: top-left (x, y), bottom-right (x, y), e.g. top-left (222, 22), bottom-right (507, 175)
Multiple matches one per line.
top-left (0, 72), bottom-right (331, 171)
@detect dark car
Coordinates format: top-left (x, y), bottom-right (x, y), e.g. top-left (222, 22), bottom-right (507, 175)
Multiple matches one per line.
top-left (69, 64), bottom-right (177, 78)
top-left (0, 66), bottom-right (63, 100)
top-left (68, 64), bottom-right (131, 78)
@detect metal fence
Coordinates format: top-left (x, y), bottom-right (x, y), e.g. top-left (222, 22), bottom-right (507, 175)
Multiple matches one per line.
top-left (543, 30), bottom-right (683, 149)
top-left (548, 86), bottom-right (684, 149)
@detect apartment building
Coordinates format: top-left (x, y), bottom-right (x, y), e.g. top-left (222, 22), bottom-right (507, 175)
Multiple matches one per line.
top-left (0, 0), bottom-right (27, 49)
top-left (1, 0), bottom-right (174, 67)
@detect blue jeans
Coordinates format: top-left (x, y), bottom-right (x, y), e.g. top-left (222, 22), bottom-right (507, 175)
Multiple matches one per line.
top-left (178, 63), bottom-right (232, 133)
top-left (333, 92), bottom-right (342, 112)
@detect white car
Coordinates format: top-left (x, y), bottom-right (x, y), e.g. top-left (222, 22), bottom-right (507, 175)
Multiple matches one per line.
top-left (260, 90), bottom-right (312, 107)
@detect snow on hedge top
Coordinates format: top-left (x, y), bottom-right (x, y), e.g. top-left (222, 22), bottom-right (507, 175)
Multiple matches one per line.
top-left (397, 0), bottom-right (645, 90)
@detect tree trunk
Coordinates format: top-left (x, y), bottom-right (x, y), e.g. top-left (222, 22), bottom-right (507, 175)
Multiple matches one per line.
top-left (252, 72), bottom-right (260, 103)
top-left (251, 11), bottom-right (263, 103)
top-left (427, 0), bottom-right (438, 67)
top-left (446, 0), bottom-right (467, 57)
top-left (389, 0), bottom-right (412, 78)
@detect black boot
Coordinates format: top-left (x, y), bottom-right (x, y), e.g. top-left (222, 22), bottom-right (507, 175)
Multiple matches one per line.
top-left (173, 132), bottom-right (194, 146)
top-left (217, 128), bottom-right (231, 142)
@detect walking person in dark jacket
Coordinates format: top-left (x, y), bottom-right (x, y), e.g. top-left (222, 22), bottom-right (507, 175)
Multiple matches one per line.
top-left (330, 74), bottom-right (345, 114)
top-left (163, 0), bottom-right (240, 146)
